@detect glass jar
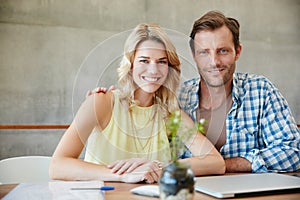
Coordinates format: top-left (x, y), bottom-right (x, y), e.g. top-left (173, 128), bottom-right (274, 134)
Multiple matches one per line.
top-left (159, 162), bottom-right (194, 200)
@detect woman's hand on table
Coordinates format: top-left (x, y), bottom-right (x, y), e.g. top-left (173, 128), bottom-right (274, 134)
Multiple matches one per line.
top-left (108, 158), bottom-right (163, 183)
top-left (108, 158), bottom-right (148, 175)
top-left (120, 160), bottom-right (162, 184)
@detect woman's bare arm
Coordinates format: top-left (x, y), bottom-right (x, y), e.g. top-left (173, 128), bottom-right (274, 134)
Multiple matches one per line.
top-left (49, 92), bottom-right (117, 180)
top-left (179, 110), bottom-right (226, 176)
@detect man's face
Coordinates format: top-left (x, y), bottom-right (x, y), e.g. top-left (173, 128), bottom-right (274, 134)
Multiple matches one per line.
top-left (193, 25), bottom-right (242, 88)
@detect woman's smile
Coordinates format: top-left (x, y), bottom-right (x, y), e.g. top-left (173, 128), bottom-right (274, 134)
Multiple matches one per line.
top-left (141, 76), bottom-right (161, 83)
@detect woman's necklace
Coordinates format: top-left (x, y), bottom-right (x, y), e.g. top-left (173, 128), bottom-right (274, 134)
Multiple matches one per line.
top-left (129, 104), bottom-right (157, 157)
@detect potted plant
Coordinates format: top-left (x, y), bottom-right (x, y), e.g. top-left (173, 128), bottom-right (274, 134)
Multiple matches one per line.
top-left (159, 110), bottom-right (206, 200)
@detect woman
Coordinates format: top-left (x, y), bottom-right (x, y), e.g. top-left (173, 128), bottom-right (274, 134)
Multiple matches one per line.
top-left (49, 23), bottom-right (225, 184)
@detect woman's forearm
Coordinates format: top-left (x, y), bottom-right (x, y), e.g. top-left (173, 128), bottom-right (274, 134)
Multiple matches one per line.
top-left (180, 154), bottom-right (225, 176)
top-left (49, 157), bottom-right (121, 182)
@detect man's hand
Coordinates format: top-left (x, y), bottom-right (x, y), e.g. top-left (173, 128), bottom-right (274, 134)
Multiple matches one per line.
top-left (225, 157), bottom-right (252, 172)
top-left (86, 86), bottom-right (116, 97)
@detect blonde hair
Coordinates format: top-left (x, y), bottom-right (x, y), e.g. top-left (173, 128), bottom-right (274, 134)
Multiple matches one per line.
top-left (117, 23), bottom-right (181, 118)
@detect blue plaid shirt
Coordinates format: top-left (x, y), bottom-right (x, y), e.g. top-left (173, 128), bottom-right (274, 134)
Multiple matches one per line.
top-left (178, 72), bottom-right (300, 172)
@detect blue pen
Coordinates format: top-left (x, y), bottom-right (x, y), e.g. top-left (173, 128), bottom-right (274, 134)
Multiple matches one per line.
top-left (100, 186), bottom-right (115, 191)
top-left (71, 186), bottom-right (115, 190)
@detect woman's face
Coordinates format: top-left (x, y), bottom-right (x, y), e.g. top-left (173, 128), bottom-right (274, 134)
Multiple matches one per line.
top-left (132, 40), bottom-right (169, 94)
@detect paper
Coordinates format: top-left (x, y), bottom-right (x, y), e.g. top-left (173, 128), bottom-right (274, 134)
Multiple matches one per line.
top-left (130, 185), bottom-right (160, 197)
top-left (3, 180), bottom-right (105, 200)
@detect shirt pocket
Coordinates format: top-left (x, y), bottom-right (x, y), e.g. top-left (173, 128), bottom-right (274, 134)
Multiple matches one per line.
top-left (229, 125), bottom-right (258, 154)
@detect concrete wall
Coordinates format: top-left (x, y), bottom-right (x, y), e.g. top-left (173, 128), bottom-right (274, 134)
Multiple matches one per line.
top-left (0, 0), bottom-right (299, 159)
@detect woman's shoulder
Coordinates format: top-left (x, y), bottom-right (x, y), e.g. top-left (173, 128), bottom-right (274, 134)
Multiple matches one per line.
top-left (82, 91), bottom-right (114, 113)
top-left (93, 90), bottom-right (114, 99)
top-left (89, 91), bottom-right (114, 128)
top-left (91, 91), bottom-right (114, 107)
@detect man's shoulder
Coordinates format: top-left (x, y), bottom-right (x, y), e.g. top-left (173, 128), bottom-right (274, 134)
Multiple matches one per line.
top-left (179, 77), bottom-right (200, 96)
top-left (233, 72), bottom-right (277, 100)
top-left (234, 72), bottom-right (274, 87)
top-left (178, 77), bottom-right (200, 104)
top-left (182, 77), bottom-right (200, 85)
top-left (235, 72), bottom-right (268, 81)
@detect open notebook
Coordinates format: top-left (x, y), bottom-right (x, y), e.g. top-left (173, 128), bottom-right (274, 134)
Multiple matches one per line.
top-left (3, 181), bottom-right (105, 200)
top-left (195, 173), bottom-right (300, 198)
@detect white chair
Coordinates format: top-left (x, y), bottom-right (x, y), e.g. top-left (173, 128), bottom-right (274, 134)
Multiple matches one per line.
top-left (0, 156), bottom-right (52, 184)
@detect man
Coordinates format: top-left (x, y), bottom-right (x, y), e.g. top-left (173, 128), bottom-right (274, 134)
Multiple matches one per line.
top-left (89, 11), bottom-right (300, 173)
top-left (179, 10), bottom-right (299, 172)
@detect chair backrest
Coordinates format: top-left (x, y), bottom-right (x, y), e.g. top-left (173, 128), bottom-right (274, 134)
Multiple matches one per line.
top-left (0, 156), bottom-right (52, 184)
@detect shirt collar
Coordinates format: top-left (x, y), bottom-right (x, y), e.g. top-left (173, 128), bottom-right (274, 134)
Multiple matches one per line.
top-left (232, 73), bottom-right (240, 102)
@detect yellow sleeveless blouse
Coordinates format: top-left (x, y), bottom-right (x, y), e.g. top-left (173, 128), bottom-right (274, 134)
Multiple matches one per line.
top-left (84, 90), bottom-right (171, 165)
